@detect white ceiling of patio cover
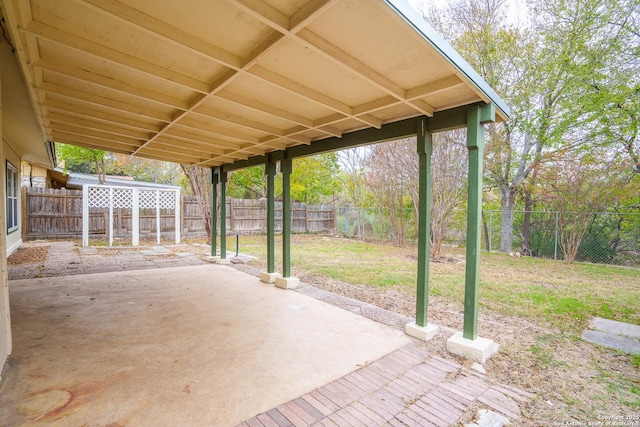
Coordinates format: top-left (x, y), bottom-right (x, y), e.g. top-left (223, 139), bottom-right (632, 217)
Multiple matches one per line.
top-left (1, 0), bottom-right (508, 167)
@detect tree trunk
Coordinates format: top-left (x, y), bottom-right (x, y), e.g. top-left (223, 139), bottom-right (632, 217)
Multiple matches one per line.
top-left (520, 189), bottom-right (534, 256)
top-left (499, 186), bottom-right (517, 253)
top-left (181, 165), bottom-right (212, 243)
top-left (520, 166), bottom-right (539, 256)
top-left (482, 211), bottom-right (490, 251)
top-left (98, 158), bottom-right (106, 185)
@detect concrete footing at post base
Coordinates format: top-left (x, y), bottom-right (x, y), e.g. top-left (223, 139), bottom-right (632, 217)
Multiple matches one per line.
top-left (260, 272), bottom-right (282, 284)
top-left (405, 322), bottom-right (439, 341)
top-left (446, 332), bottom-right (499, 363)
top-left (275, 277), bottom-right (300, 289)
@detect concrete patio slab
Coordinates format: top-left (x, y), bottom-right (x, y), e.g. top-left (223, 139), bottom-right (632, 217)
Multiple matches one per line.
top-left (1, 265), bottom-right (409, 426)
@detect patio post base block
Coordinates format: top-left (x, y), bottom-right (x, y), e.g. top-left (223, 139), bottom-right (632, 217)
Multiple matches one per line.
top-left (260, 272), bottom-right (282, 284)
top-left (275, 277), bottom-right (300, 289)
top-left (405, 322), bottom-right (438, 341)
top-left (446, 332), bottom-right (499, 363)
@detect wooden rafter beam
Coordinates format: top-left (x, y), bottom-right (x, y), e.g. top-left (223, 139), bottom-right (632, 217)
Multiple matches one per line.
top-left (22, 20), bottom-right (210, 94)
top-left (52, 130), bottom-right (139, 150)
top-left (44, 103), bottom-right (162, 133)
top-left (47, 117), bottom-right (152, 141)
top-left (50, 124), bottom-right (144, 147)
top-left (167, 126), bottom-right (264, 154)
top-left (153, 137), bottom-right (227, 157)
top-left (79, 0), bottom-right (242, 68)
top-left (40, 82), bottom-right (171, 123)
top-left (35, 58), bottom-right (189, 110)
top-left (53, 137), bottom-right (136, 155)
top-left (217, 91), bottom-right (341, 139)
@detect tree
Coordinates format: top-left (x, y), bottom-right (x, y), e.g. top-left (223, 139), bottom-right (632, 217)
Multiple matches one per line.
top-left (537, 150), bottom-right (632, 263)
top-left (336, 147), bottom-right (369, 239)
top-left (110, 154), bottom-right (184, 186)
top-left (364, 135), bottom-right (467, 252)
top-left (181, 165), bottom-right (212, 243)
top-left (226, 153), bottom-right (339, 203)
top-left (291, 154), bottom-right (340, 204)
top-left (430, 131), bottom-right (468, 258)
top-left (227, 166), bottom-right (266, 199)
top-left (426, 0), bottom-right (538, 253)
top-left (424, 0), bottom-right (638, 254)
top-left (56, 144), bottom-right (108, 184)
top-left (580, 0), bottom-right (640, 174)
top-left (366, 140), bottom-right (416, 245)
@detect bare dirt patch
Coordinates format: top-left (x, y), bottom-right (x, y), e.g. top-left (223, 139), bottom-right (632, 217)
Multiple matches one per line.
top-left (8, 245), bottom-right (49, 265)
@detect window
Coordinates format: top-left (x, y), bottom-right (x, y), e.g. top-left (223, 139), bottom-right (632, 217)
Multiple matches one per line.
top-left (6, 161), bottom-right (18, 233)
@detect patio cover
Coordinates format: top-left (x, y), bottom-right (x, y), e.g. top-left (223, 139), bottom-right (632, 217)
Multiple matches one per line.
top-left (1, 0), bottom-right (510, 353)
top-left (0, 0), bottom-right (508, 167)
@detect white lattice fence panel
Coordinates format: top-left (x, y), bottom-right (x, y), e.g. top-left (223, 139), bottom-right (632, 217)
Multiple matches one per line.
top-left (87, 187), bottom-right (110, 208)
top-left (113, 188), bottom-right (133, 209)
top-left (139, 190), bottom-right (156, 209)
top-left (83, 185), bottom-right (180, 247)
top-left (159, 191), bottom-right (176, 209)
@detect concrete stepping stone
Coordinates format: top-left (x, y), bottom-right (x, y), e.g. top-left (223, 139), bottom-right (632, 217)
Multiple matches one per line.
top-left (582, 317), bottom-right (640, 355)
top-left (590, 317), bottom-right (640, 339)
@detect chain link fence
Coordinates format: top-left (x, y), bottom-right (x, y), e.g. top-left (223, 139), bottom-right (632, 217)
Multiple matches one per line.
top-left (334, 207), bottom-right (640, 266)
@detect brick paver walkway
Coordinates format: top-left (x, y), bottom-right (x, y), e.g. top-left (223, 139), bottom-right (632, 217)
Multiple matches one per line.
top-left (237, 344), bottom-right (533, 427)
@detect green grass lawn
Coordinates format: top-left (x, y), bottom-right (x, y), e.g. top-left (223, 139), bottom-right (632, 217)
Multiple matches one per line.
top-left (235, 234), bottom-right (640, 333)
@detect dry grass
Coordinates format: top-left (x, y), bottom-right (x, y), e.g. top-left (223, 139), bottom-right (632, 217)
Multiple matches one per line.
top-left (235, 233), bottom-right (640, 425)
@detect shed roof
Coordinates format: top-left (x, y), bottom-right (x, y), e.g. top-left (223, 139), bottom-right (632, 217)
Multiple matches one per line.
top-left (58, 170), bottom-right (181, 190)
top-left (1, 0), bottom-right (509, 168)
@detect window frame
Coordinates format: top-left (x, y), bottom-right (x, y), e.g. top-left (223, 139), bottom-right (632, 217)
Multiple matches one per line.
top-left (6, 161), bottom-right (19, 233)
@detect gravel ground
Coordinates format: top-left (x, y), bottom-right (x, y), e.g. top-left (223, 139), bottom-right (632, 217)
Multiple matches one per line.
top-left (8, 240), bottom-right (208, 280)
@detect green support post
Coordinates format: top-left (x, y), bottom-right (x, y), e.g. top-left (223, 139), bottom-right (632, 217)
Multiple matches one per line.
top-left (416, 117), bottom-right (433, 327)
top-left (281, 157), bottom-right (292, 277)
top-left (463, 105), bottom-right (485, 340)
top-left (210, 168), bottom-right (219, 257)
top-left (265, 160), bottom-right (276, 273)
top-left (220, 169), bottom-right (227, 260)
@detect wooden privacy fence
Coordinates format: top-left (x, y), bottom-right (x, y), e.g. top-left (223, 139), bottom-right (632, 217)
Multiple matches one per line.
top-left (24, 188), bottom-right (334, 239)
top-left (225, 198), bottom-right (334, 233)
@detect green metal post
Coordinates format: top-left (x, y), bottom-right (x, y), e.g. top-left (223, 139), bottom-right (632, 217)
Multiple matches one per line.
top-left (211, 168), bottom-right (219, 257)
top-left (266, 160), bottom-right (276, 273)
top-left (463, 105), bottom-right (485, 340)
top-left (281, 157), bottom-right (292, 277)
top-left (416, 117), bottom-right (433, 327)
top-left (220, 169), bottom-right (227, 259)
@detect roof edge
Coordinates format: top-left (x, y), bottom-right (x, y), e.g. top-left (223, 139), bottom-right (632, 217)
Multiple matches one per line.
top-left (384, 0), bottom-right (511, 120)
